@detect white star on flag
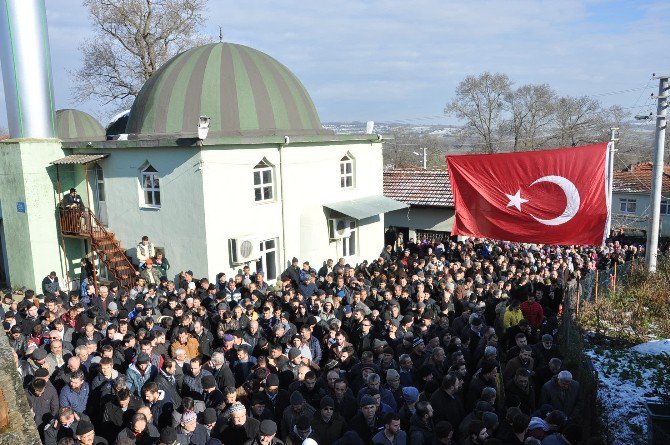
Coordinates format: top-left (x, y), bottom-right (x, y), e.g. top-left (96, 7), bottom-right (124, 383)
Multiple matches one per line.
top-left (505, 190), bottom-right (528, 211)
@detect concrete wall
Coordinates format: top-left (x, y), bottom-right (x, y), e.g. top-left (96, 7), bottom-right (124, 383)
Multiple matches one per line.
top-left (386, 206), bottom-right (455, 238)
top-left (0, 329), bottom-right (41, 444)
top-left (93, 147), bottom-right (208, 281)
top-left (199, 140), bottom-right (384, 281)
top-left (90, 140), bottom-right (384, 283)
top-left (612, 192), bottom-right (670, 237)
top-left (0, 139), bottom-right (70, 290)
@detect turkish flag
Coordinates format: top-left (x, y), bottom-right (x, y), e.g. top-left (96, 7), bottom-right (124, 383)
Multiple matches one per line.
top-left (446, 143), bottom-right (610, 246)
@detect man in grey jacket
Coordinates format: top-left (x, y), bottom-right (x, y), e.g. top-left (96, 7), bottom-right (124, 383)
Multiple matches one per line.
top-left (540, 370), bottom-right (581, 420)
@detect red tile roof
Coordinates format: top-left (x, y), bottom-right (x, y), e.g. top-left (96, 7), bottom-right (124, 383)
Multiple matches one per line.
top-left (612, 162), bottom-right (670, 195)
top-left (383, 168), bottom-right (454, 208)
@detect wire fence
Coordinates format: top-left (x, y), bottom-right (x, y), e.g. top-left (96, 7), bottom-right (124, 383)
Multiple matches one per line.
top-left (569, 259), bottom-right (642, 317)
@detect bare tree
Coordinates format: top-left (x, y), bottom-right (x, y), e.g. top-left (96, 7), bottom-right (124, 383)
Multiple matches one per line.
top-left (505, 84), bottom-right (556, 151)
top-left (445, 72), bottom-right (512, 154)
top-left (550, 95), bottom-right (602, 147)
top-left (74, 0), bottom-right (209, 109)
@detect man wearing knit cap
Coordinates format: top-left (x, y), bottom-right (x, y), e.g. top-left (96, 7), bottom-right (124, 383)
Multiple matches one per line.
top-left (281, 391), bottom-right (315, 440)
top-left (73, 419), bottom-right (108, 445)
top-left (177, 410), bottom-right (208, 445)
top-left (159, 426), bottom-right (178, 445)
top-left (242, 419), bottom-right (282, 445)
top-left (214, 402), bottom-right (260, 444)
top-left (384, 368), bottom-right (403, 409)
top-left (398, 386), bottom-right (419, 431)
top-left (311, 396), bottom-right (347, 445)
top-left (284, 414), bottom-right (316, 445)
top-left (347, 394), bottom-right (383, 444)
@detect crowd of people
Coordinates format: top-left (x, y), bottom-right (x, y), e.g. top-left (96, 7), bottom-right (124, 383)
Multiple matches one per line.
top-left (2, 234), bottom-right (641, 445)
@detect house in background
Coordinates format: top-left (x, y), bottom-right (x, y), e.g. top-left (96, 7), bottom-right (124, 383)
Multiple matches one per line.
top-left (611, 162), bottom-right (670, 237)
top-left (383, 168), bottom-right (455, 242)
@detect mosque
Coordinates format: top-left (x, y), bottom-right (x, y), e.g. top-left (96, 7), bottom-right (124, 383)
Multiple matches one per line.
top-left (0, 2), bottom-right (406, 291)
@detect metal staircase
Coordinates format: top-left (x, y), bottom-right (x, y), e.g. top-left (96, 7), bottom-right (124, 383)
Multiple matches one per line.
top-left (59, 207), bottom-right (136, 291)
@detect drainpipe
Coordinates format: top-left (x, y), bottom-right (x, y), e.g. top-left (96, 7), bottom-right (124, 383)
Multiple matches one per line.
top-left (279, 138), bottom-right (288, 269)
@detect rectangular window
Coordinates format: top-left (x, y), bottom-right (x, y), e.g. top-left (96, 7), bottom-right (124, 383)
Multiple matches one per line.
top-left (142, 165), bottom-right (161, 207)
top-left (661, 200), bottom-right (670, 215)
top-left (253, 165), bottom-right (274, 202)
top-left (342, 220), bottom-right (357, 257)
top-left (257, 238), bottom-right (278, 281)
top-left (619, 198), bottom-right (636, 214)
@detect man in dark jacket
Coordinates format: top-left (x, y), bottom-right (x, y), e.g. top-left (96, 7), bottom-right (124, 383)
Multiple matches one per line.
top-left (311, 396), bottom-right (347, 445)
top-left (142, 381), bottom-right (174, 429)
top-left (347, 395), bottom-right (383, 444)
top-left (25, 377), bottom-right (59, 430)
top-left (430, 374), bottom-right (465, 430)
top-left (243, 419), bottom-right (284, 445)
top-left (540, 371), bottom-right (581, 420)
top-left (214, 402), bottom-right (260, 443)
top-left (409, 401), bottom-right (434, 445)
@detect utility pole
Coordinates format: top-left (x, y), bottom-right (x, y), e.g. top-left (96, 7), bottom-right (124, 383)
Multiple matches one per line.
top-left (606, 128), bottom-right (619, 238)
top-left (645, 75), bottom-right (669, 272)
top-left (412, 147), bottom-right (427, 169)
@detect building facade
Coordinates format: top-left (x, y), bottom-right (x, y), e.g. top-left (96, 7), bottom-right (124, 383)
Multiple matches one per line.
top-left (0, 42), bottom-right (406, 290)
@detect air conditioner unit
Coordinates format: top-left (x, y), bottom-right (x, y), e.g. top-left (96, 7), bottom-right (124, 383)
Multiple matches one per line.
top-left (329, 218), bottom-right (352, 240)
top-left (229, 237), bottom-right (259, 264)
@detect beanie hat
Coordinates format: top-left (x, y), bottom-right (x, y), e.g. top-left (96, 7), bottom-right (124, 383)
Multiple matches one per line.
top-left (160, 427), bottom-right (177, 444)
top-left (320, 396), bottom-right (335, 409)
top-left (482, 411), bottom-right (499, 429)
top-left (288, 348), bottom-right (301, 360)
top-left (386, 369), bottom-right (400, 381)
top-left (266, 374), bottom-right (280, 387)
top-left (402, 386), bottom-right (419, 404)
top-left (201, 375), bottom-right (216, 390)
top-left (290, 390), bottom-right (305, 406)
top-left (76, 419), bottom-right (95, 435)
top-left (295, 415), bottom-right (310, 430)
top-left (360, 395), bottom-right (376, 407)
top-left (202, 408), bottom-right (217, 425)
top-left (181, 410), bottom-right (197, 424)
top-left (229, 402), bottom-right (246, 414)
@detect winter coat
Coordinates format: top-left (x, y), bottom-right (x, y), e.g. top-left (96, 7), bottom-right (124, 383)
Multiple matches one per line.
top-left (177, 423), bottom-right (209, 445)
top-left (520, 301), bottom-right (544, 329)
top-left (372, 429), bottom-right (407, 445)
top-left (126, 362), bottom-right (157, 396)
top-left (26, 385), bottom-right (59, 426)
top-left (148, 390), bottom-right (174, 428)
top-left (156, 370), bottom-right (182, 408)
top-left (311, 412), bottom-right (348, 445)
top-left (59, 382), bottom-right (90, 415)
top-left (408, 413), bottom-right (433, 445)
top-left (281, 404), bottom-right (316, 439)
top-left (540, 377), bottom-right (581, 419)
top-left (429, 388), bottom-right (465, 429)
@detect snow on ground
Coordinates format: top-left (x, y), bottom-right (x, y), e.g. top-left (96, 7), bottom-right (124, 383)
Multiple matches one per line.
top-left (632, 339), bottom-right (670, 355)
top-left (587, 341), bottom-right (670, 445)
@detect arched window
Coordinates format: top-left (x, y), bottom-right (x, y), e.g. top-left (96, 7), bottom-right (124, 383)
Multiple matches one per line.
top-left (340, 155), bottom-right (354, 189)
top-left (253, 160), bottom-right (274, 202)
top-left (141, 164), bottom-right (161, 207)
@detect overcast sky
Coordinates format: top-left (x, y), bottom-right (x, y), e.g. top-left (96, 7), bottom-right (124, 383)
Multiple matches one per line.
top-left (0, 0), bottom-right (668, 129)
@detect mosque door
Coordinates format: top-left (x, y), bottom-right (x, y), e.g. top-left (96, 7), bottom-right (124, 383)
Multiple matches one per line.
top-left (92, 164), bottom-right (108, 226)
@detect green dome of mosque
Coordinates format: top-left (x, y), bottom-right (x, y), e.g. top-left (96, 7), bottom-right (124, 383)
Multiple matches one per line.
top-left (126, 43), bottom-right (332, 138)
top-left (55, 109), bottom-right (105, 141)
